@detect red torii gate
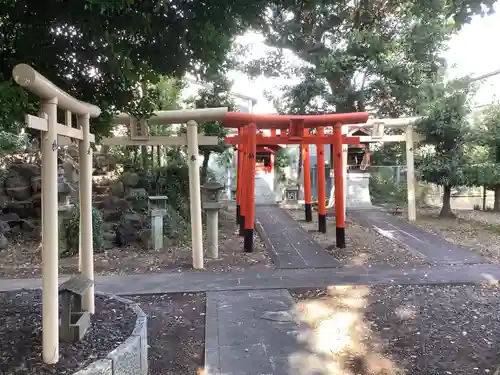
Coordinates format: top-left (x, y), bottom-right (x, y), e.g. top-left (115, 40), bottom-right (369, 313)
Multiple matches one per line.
top-left (223, 111), bottom-right (369, 251)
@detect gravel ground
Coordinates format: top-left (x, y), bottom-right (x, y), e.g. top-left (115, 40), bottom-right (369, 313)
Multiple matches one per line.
top-left (0, 290), bottom-right (135, 375)
top-left (0, 207), bottom-right (272, 278)
top-left (286, 209), bottom-right (426, 268)
top-left (291, 284), bottom-right (500, 375)
top-left (402, 206), bottom-right (500, 264)
top-left (129, 293), bottom-right (205, 375)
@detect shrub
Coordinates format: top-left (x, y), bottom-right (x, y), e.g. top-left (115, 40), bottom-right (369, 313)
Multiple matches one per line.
top-left (64, 203), bottom-right (104, 256)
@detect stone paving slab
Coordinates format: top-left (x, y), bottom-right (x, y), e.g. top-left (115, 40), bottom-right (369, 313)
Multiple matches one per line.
top-left (256, 205), bottom-right (340, 269)
top-left (254, 172), bottom-right (276, 205)
top-left (349, 209), bottom-right (487, 264)
top-left (2, 263), bottom-right (500, 295)
top-left (205, 289), bottom-right (302, 375)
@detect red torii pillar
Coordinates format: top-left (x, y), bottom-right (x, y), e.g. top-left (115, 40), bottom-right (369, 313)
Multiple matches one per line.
top-left (316, 126), bottom-right (327, 233)
top-left (244, 123), bottom-right (257, 251)
top-left (302, 128), bottom-right (312, 222)
top-left (333, 124), bottom-right (346, 248)
top-left (236, 128), bottom-right (242, 225)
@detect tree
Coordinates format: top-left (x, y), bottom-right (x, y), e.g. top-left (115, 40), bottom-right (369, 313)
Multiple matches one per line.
top-left (415, 79), bottom-right (474, 217)
top-left (185, 73), bottom-right (236, 183)
top-left (0, 0), bottom-right (270, 135)
top-left (234, 0), bottom-right (494, 116)
top-left (467, 103), bottom-right (500, 211)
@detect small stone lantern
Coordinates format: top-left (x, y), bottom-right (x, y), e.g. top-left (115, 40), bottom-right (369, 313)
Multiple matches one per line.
top-left (148, 195), bottom-right (168, 250)
top-left (201, 182), bottom-right (224, 259)
top-left (283, 183), bottom-right (300, 208)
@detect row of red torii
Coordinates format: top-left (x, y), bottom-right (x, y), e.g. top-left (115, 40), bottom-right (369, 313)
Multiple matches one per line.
top-left (12, 64), bottom-right (419, 364)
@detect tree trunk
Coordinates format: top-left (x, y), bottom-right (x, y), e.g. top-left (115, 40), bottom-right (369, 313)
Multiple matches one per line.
top-left (494, 187), bottom-right (500, 212)
top-left (439, 185), bottom-right (455, 218)
top-left (156, 146), bottom-right (161, 166)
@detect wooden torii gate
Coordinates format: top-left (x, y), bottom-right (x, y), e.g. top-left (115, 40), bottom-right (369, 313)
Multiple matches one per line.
top-left (101, 108), bottom-right (224, 269)
top-left (12, 64), bottom-right (99, 364)
top-left (223, 112), bottom-right (369, 250)
top-left (343, 117), bottom-right (423, 221)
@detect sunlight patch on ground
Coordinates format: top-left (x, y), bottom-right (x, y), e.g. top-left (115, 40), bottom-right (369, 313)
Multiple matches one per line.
top-left (290, 285), bottom-right (410, 375)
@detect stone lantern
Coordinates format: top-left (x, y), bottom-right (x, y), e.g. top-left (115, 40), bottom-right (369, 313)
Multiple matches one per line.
top-left (201, 182), bottom-right (224, 259)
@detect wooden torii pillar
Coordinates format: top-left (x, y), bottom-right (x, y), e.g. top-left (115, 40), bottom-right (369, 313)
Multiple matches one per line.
top-left (346, 117), bottom-right (422, 221)
top-left (13, 64), bottom-right (99, 364)
top-left (101, 108), bottom-right (225, 269)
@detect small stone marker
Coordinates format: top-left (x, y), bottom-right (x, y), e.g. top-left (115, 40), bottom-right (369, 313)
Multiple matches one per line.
top-left (148, 196), bottom-right (168, 250)
top-left (201, 182), bottom-right (224, 259)
top-left (59, 276), bottom-right (94, 342)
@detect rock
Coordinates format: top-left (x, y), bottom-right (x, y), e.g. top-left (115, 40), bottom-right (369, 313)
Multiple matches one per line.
top-left (5, 185), bottom-right (31, 201)
top-left (108, 182), bottom-right (125, 197)
top-left (102, 231), bottom-right (116, 242)
top-left (126, 188), bottom-right (148, 200)
top-left (102, 240), bottom-right (115, 250)
top-left (116, 212), bottom-right (145, 245)
top-left (4, 200), bottom-right (38, 219)
top-left (122, 172), bottom-right (140, 188)
top-left (0, 234), bottom-right (8, 250)
top-left (31, 176), bottom-right (41, 193)
top-left (94, 153), bottom-right (117, 171)
top-left (0, 221), bottom-right (9, 234)
top-left (101, 222), bottom-right (115, 232)
top-left (9, 163), bottom-right (40, 179)
top-left (139, 229), bottom-right (152, 247)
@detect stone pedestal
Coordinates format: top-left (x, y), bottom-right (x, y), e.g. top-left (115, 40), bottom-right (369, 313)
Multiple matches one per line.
top-left (148, 196), bottom-right (168, 251)
top-left (281, 187), bottom-right (300, 209)
top-left (201, 182), bottom-right (224, 259)
top-left (203, 202), bottom-right (223, 259)
top-left (346, 172), bottom-right (372, 209)
top-left (150, 208), bottom-right (166, 251)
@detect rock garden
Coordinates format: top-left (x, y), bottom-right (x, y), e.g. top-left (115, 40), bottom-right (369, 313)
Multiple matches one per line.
top-left (0, 144), bottom-right (271, 278)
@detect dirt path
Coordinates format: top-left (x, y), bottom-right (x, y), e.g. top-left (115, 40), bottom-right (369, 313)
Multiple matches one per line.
top-left (129, 293), bottom-right (205, 375)
top-left (404, 207), bottom-right (500, 264)
top-left (291, 284), bottom-right (500, 374)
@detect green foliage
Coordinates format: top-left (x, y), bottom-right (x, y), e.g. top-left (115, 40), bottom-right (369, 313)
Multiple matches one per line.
top-left (236, 0), bottom-right (493, 116)
top-left (466, 103), bottom-right (500, 194)
top-left (369, 168), bottom-right (407, 205)
top-left (0, 0), bottom-right (270, 136)
top-left (64, 204), bottom-right (104, 257)
top-left (149, 163), bottom-right (191, 218)
top-left (415, 79), bottom-right (474, 188)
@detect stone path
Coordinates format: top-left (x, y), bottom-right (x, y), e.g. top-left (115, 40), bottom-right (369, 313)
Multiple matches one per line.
top-left (205, 289), bottom-right (301, 375)
top-left (349, 209), bottom-right (487, 264)
top-left (254, 171), bottom-right (276, 205)
top-left (255, 205), bottom-right (340, 269)
top-left (2, 263), bottom-right (499, 295)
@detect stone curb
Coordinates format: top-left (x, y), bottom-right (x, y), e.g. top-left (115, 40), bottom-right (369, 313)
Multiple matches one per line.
top-left (254, 220), bottom-right (281, 268)
top-left (73, 292), bottom-right (148, 375)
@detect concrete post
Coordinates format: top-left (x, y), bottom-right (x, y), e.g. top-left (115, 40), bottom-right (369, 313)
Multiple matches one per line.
top-left (151, 209), bottom-right (164, 250)
top-left (41, 97), bottom-right (59, 364)
top-left (206, 209), bottom-right (219, 258)
top-left (79, 113), bottom-right (94, 314)
top-left (406, 125), bottom-right (417, 221)
top-left (201, 182), bottom-right (224, 259)
top-left (186, 120), bottom-right (204, 269)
